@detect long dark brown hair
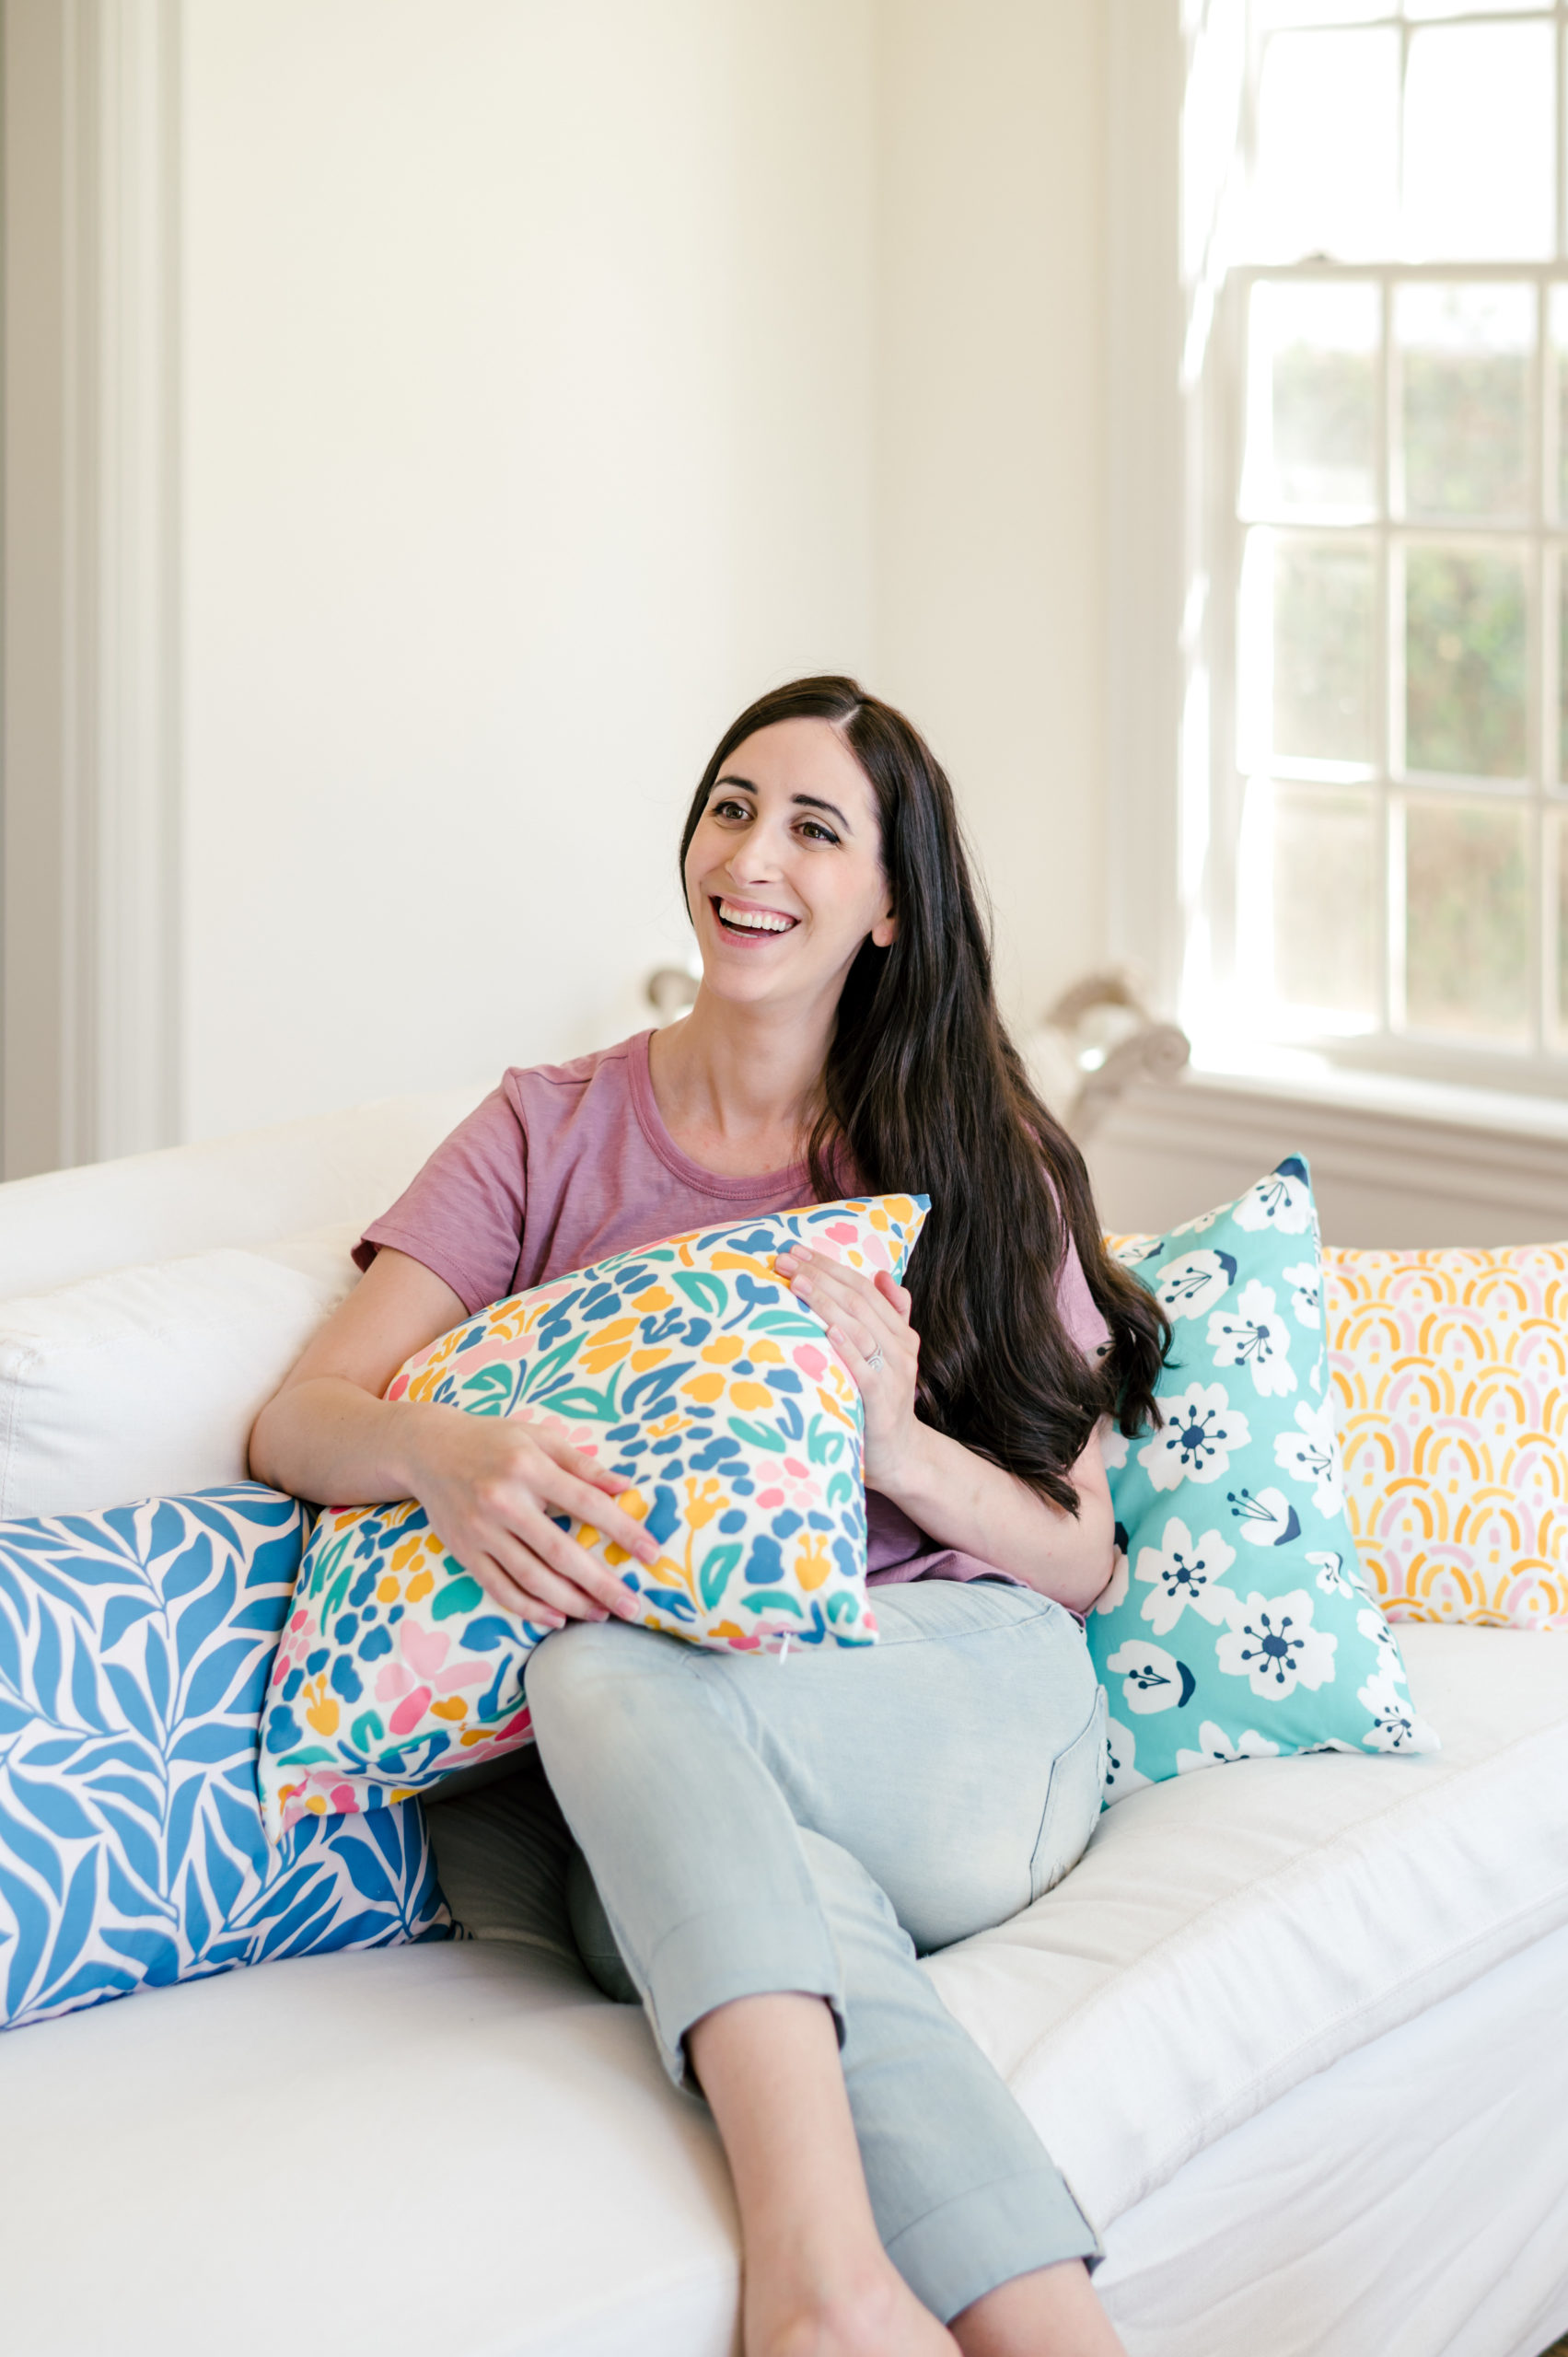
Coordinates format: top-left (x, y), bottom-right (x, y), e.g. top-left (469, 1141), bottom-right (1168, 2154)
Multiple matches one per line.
top-left (679, 675), bottom-right (1168, 1514)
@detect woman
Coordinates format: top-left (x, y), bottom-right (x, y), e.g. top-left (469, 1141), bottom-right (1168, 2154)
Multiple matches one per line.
top-left (250, 678), bottom-right (1167, 2357)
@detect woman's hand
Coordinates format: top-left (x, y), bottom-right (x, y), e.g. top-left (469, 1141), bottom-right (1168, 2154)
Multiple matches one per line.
top-left (774, 1243), bottom-right (1114, 1609)
top-left (774, 1246), bottom-right (923, 1492)
top-left (405, 1408), bottom-right (660, 1629)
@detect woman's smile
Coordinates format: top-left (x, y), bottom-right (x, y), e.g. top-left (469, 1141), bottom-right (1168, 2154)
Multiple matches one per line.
top-left (710, 892), bottom-right (801, 940)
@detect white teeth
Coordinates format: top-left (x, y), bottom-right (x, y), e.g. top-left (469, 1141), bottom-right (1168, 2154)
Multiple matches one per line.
top-left (718, 899), bottom-right (795, 934)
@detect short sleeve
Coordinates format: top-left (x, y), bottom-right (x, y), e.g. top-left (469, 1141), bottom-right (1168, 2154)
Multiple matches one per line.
top-left (1055, 1230), bottom-right (1111, 1360)
top-left (353, 1085), bottom-right (527, 1315)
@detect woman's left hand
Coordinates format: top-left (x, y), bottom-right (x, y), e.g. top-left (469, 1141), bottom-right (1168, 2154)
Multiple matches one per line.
top-left (774, 1245), bottom-right (924, 1492)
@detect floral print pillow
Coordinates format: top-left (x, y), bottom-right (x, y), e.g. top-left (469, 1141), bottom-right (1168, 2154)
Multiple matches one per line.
top-left (258, 1196), bottom-right (927, 1840)
top-left (1094, 1157), bottom-right (1438, 1803)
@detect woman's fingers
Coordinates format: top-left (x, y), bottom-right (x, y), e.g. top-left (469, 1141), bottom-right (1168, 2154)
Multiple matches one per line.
top-left (539, 1466), bottom-right (660, 1573)
top-left (470, 1551), bottom-right (569, 1627)
top-left (522, 1433), bottom-right (660, 1566)
top-left (782, 1252), bottom-right (914, 1369)
top-left (514, 1502), bottom-right (646, 1619)
top-left (532, 1426), bottom-right (636, 1497)
top-left (475, 1528), bottom-right (625, 1625)
top-left (823, 1303), bottom-right (883, 1365)
top-left (874, 1271), bottom-right (913, 1322)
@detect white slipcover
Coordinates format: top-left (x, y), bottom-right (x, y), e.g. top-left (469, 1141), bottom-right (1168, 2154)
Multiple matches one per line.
top-left (0, 1094), bottom-right (1563, 2357)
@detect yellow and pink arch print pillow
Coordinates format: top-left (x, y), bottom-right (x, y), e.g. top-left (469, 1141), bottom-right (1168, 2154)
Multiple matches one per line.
top-left (1324, 1240), bottom-right (1568, 1629)
top-left (1097, 1158), bottom-right (1437, 1804)
top-left (259, 1195), bottom-right (927, 1840)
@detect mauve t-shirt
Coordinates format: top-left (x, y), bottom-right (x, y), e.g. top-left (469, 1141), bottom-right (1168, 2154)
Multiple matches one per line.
top-left (355, 1030), bottom-right (1110, 1589)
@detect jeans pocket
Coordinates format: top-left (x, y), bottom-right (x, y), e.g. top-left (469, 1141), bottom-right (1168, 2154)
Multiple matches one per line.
top-left (1028, 1682), bottom-right (1108, 1903)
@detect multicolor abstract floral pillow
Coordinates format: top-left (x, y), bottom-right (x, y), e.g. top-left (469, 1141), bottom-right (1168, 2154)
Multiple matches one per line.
top-left (1324, 1240), bottom-right (1568, 1629)
top-left (1095, 1159), bottom-right (1438, 1803)
top-left (0, 1486), bottom-right (448, 2031)
top-left (259, 1197), bottom-right (928, 1839)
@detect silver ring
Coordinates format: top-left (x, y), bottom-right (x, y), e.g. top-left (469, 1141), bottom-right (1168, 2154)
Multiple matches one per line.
top-left (865, 1344), bottom-right (885, 1375)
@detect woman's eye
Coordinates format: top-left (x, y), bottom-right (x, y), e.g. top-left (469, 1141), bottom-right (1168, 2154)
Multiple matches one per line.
top-left (798, 820), bottom-right (839, 845)
top-left (712, 798), bottom-right (751, 822)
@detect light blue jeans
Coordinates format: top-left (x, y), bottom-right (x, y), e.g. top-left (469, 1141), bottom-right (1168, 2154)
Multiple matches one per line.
top-left (523, 1577), bottom-right (1107, 2325)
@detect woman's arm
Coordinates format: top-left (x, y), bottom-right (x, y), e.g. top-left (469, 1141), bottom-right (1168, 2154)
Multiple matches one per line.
top-left (248, 1248), bottom-right (657, 1626)
top-left (774, 1245), bottom-right (1114, 1613)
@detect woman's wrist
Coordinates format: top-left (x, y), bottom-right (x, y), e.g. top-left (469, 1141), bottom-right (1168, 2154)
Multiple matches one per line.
top-left (864, 1419), bottom-right (956, 1527)
top-left (389, 1395), bottom-right (468, 1500)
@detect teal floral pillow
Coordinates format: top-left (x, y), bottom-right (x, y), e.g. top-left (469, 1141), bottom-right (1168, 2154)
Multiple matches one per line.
top-left (1093, 1157), bottom-right (1438, 1801)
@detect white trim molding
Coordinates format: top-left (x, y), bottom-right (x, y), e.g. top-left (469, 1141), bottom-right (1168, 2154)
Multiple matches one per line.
top-left (1105, 0), bottom-right (1185, 1016)
top-left (1087, 1065), bottom-right (1568, 1248)
top-left (2, 0), bottom-right (181, 1179)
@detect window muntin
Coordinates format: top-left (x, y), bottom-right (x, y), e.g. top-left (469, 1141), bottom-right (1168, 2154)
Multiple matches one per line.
top-left (1196, 3), bottom-right (1568, 1085)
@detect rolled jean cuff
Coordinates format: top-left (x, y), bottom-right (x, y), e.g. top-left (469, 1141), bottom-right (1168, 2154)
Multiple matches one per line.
top-left (882, 2161), bottom-right (1103, 2325)
top-left (643, 1898), bottom-right (844, 2088)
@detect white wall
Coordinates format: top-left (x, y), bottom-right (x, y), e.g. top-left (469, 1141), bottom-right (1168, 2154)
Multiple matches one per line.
top-left (147, 0), bottom-right (1113, 1144)
top-left (874, 0), bottom-right (1108, 1039)
top-left (180, 0), bottom-right (877, 1139)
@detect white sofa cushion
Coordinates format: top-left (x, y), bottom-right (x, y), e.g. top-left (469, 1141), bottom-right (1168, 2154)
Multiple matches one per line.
top-left (0, 1225), bottom-right (360, 1520)
top-left (924, 1623), bottom-right (1568, 2226)
top-left (0, 1083), bottom-right (486, 1302)
top-left (1092, 1922), bottom-right (1568, 2357)
top-left (0, 1627), bottom-right (1558, 2357)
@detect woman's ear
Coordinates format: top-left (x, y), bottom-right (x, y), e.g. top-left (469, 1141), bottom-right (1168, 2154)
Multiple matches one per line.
top-left (872, 905), bottom-right (898, 950)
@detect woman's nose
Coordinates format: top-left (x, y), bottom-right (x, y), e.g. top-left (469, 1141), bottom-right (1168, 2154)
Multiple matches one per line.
top-left (727, 828), bottom-right (784, 882)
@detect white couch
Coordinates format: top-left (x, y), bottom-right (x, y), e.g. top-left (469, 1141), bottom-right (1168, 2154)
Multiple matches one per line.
top-left (1, 1093), bottom-right (1564, 2357)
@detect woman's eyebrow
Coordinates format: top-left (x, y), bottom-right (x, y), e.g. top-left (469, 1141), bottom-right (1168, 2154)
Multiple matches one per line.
top-left (711, 777), bottom-right (854, 833)
top-left (792, 793), bottom-right (852, 830)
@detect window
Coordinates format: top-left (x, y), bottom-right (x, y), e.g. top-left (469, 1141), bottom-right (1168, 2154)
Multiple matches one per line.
top-left (1185, 1), bottom-right (1568, 1092)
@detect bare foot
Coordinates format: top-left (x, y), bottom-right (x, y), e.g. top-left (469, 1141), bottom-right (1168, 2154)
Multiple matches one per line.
top-left (755, 2258), bottom-right (959, 2357)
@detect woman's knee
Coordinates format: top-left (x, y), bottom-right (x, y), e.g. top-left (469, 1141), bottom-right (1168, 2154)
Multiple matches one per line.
top-left (524, 1616), bottom-right (703, 1758)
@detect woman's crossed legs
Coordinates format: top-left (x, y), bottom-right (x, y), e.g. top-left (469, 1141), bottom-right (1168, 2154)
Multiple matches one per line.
top-left (524, 1579), bottom-right (1124, 2357)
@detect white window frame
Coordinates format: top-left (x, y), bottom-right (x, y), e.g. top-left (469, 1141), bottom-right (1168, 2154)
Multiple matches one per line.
top-left (1112, 0), bottom-right (1568, 1109)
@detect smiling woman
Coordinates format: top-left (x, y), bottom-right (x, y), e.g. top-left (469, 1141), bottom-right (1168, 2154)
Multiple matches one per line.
top-left (248, 675), bottom-right (1167, 2357)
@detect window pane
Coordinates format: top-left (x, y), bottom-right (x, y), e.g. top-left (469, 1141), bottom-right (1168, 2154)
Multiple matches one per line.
top-left (1402, 796), bottom-right (1531, 1041)
top-left (1245, 281), bottom-right (1377, 516)
top-left (1253, 30), bottom-right (1400, 261)
top-left (1560, 551), bottom-right (1568, 780)
top-left (1404, 546), bottom-right (1527, 778)
top-left (1403, 25), bottom-right (1555, 262)
top-left (1396, 284), bottom-right (1531, 520)
top-left (1274, 537), bottom-right (1377, 763)
top-left (1559, 820), bottom-right (1568, 1037)
top-left (1551, 287), bottom-right (1568, 524)
top-left (1269, 784), bottom-right (1380, 1028)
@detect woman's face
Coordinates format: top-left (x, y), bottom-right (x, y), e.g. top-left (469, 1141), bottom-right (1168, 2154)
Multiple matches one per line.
top-left (684, 718), bottom-right (896, 1014)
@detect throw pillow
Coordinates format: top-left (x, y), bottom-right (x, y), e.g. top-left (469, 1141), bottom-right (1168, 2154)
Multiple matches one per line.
top-left (1096, 1158), bottom-right (1438, 1801)
top-left (0, 1485), bottom-right (448, 2033)
top-left (0, 1225), bottom-right (359, 1522)
top-left (1324, 1240), bottom-right (1568, 1629)
top-left (259, 1195), bottom-right (928, 1840)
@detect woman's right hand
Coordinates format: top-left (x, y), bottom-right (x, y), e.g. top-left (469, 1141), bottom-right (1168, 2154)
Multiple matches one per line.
top-left (250, 1247), bottom-right (660, 1630)
top-left (406, 1407), bottom-right (661, 1629)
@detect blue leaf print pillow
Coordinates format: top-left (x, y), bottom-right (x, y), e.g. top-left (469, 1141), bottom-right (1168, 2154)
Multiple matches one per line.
top-left (1093, 1158), bottom-right (1439, 1802)
top-left (0, 1485), bottom-right (448, 2032)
